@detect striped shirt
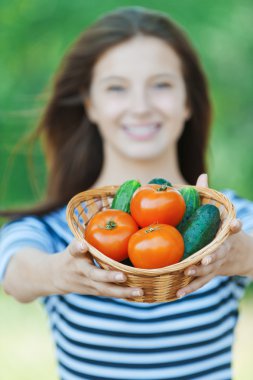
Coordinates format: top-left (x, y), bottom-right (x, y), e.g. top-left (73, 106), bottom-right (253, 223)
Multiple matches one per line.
top-left (0, 189), bottom-right (252, 380)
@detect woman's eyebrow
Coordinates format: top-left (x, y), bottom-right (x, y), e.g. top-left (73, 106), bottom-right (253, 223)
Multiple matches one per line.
top-left (100, 75), bottom-right (126, 83)
top-left (99, 72), bottom-right (178, 83)
top-left (150, 73), bottom-right (177, 80)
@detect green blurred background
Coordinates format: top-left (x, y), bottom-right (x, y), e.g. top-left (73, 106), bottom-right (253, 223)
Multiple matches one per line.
top-left (0, 0), bottom-right (252, 379)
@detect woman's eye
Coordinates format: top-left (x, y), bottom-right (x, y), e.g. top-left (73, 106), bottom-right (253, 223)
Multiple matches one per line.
top-left (154, 82), bottom-right (172, 89)
top-left (106, 85), bottom-right (125, 92)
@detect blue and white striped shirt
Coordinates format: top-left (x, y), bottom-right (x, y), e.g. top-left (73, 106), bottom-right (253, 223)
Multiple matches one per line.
top-left (0, 189), bottom-right (252, 380)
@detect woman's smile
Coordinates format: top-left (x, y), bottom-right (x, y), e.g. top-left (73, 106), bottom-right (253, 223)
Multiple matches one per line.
top-left (122, 122), bottom-right (162, 141)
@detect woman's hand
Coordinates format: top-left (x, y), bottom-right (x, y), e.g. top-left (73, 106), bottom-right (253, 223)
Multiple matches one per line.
top-left (176, 173), bottom-right (253, 299)
top-left (52, 239), bottom-right (143, 299)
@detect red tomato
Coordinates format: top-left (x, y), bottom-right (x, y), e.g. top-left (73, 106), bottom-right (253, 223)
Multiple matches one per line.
top-left (128, 224), bottom-right (184, 269)
top-left (130, 184), bottom-right (186, 227)
top-left (85, 209), bottom-right (138, 262)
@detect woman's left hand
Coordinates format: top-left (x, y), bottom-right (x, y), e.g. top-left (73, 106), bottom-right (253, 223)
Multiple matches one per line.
top-left (176, 173), bottom-right (250, 299)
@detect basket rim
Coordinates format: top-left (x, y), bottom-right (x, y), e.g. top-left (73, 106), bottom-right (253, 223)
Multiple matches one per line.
top-left (66, 184), bottom-right (236, 276)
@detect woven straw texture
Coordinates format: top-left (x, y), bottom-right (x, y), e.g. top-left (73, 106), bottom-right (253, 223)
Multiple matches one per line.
top-left (66, 185), bottom-right (235, 303)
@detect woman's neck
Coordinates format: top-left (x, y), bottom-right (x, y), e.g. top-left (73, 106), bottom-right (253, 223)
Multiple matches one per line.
top-left (93, 143), bottom-right (189, 187)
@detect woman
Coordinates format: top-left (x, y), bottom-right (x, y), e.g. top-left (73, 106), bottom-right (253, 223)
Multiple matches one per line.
top-left (1, 7), bottom-right (253, 380)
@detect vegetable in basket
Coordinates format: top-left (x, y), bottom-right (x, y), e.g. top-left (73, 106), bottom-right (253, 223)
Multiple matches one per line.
top-left (180, 204), bottom-right (221, 260)
top-left (111, 179), bottom-right (141, 213)
top-left (85, 209), bottom-right (138, 262)
top-left (177, 187), bottom-right (201, 232)
top-left (148, 177), bottom-right (172, 186)
top-left (130, 184), bottom-right (186, 227)
top-left (128, 224), bottom-right (184, 269)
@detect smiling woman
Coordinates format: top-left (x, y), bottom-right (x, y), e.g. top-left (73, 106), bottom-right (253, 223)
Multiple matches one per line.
top-left (1, 6), bottom-right (253, 380)
top-left (86, 35), bottom-right (191, 162)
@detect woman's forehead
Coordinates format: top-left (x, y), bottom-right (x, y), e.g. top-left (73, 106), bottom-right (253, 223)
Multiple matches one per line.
top-left (92, 35), bottom-right (183, 80)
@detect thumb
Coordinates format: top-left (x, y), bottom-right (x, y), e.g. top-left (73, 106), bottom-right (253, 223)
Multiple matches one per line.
top-left (67, 238), bottom-right (89, 258)
top-left (196, 173), bottom-right (209, 187)
top-left (229, 218), bottom-right (242, 234)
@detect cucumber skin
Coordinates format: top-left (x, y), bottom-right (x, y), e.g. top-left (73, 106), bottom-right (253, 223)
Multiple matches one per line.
top-left (148, 178), bottom-right (172, 186)
top-left (111, 180), bottom-right (141, 213)
top-left (177, 187), bottom-right (201, 233)
top-left (181, 204), bottom-right (221, 260)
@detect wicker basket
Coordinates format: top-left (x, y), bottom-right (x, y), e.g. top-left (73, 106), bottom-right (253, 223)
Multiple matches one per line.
top-left (66, 185), bottom-right (235, 303)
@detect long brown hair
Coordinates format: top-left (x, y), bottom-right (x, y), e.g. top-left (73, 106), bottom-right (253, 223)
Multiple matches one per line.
top-left (1, 6), bottom-right (211, 217)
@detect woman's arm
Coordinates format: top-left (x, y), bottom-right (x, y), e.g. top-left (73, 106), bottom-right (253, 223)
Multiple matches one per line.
top-left (3, 239), bottom-right (143, 303)
top-left (3, 247), bottom-right (58, 303)
top-left (176, 174), bottom-right (253, 298)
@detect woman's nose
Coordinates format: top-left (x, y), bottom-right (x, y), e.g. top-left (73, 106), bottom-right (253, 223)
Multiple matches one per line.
top-left (130, 88), bottom-right (151, 115)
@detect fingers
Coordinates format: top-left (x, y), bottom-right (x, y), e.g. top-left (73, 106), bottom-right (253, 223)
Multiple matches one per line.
top-left (67, 239), bottom-right (89, 258)
top-left (93, 282), bottom-right (143, 299)
top-left (62, 239), bottom-right (144, 298)
top-left (63, 280), bottom-right (143, 299)
top-left (75, 260), bottom-right (143, 299)
top-left (67, 240), bottom-right (129, 284)
top-left (196, 173), bottom-right (208, 187)
top-left (184, 258), bottom-right (221, 278)
top-left (85, 264), bottom-right (127, 284)
top-left (184, 241), bottom-right (229, 277)
top-left (201, 240), bottom-right (230, 266)
top-left (66, 238), bottom-right (134, 284)
top-left (177, 240), bottom-right (231, 297)
top-left (177, 273), bottom-right (213, 298)
top-left (75, 268), bottom-right (143, 299)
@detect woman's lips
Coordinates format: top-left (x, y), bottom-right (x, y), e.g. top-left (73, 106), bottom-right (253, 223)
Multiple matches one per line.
top-left (122, 123), bottom-right (161, 141)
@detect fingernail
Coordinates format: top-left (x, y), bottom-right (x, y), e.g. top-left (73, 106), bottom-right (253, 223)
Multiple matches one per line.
top-left (177, 291), bottom-right (186, 298)
top-left (233, 220), bottom-right (241, 229)
top-left (188, 269), bottom-right (196, 276)
top-left (115, 273), bottom-right (125, 282)
top-left (79, 242), bottom-right (86, 251)
top-left (132, 289), bottom-right (143, 297)
top-left (203, 256), bottom-right (211, 266)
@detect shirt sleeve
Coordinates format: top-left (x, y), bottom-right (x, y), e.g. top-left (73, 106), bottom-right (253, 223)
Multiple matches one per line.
top-left (222, 189), bottom-right (253, 294)
top-left (222, 189), bottom-right (253, 234)
top-left (0, 216), bottom-right (56, 283)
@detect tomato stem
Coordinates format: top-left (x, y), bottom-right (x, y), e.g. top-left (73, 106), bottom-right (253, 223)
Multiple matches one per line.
top-left (105, 220), bottom-right (117, 230)
top-left (145, 226), bottom-right (160, 233)
top-left (156, 184), bottom-right (168, 192)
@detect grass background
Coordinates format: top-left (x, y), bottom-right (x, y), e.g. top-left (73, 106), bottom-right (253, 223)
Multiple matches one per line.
top-left (0, 0), bottom-right (253, 378)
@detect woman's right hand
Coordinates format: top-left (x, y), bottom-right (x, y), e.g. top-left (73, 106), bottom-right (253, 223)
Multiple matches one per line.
top-left (52, 239), bottom-right (143, 299)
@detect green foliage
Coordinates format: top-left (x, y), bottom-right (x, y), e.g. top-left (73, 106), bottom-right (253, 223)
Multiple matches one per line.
top-left (0, 4), bottom-right (253, 379)
top-left (0, 288), bottom-right (58, 379)
top-left (1, 0), bottom-right (253, 209)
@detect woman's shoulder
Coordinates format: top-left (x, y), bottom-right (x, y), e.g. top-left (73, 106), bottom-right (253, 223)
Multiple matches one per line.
top-left (221, 188), bottom-right (253, 210)
top-left (2, 205), bottom-right (67, 229)
top-left (1, 205), bottom-right (71, 246)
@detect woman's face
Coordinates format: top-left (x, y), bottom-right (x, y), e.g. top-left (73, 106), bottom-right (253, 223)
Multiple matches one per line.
top-left (86, 35), bottom-right (191, 160)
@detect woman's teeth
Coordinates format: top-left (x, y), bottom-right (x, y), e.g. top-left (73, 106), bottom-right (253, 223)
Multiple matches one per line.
top-left (123, 124), bottom-right (160, 141)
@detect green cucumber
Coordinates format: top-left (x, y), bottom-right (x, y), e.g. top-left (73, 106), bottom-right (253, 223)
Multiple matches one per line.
top-left (148, 177), bottom-right (172, 186)
top-left (181, 204), bottom-right (221, 260)
top-left (111, 179), bottom-right (141, 213)
top-left (177, 187), bottom-right (201, 233)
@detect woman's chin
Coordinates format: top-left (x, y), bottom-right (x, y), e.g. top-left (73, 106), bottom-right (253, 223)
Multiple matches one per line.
top-left (118, 144), bottom-right (168, 161)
